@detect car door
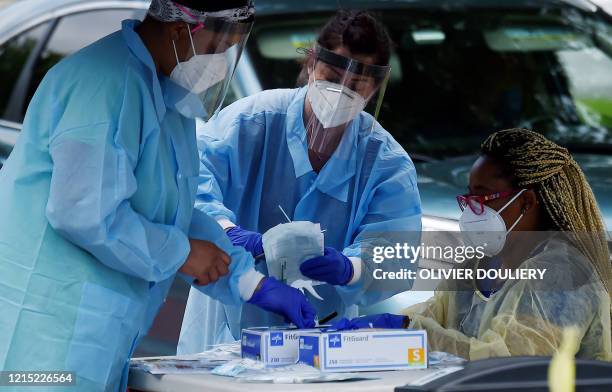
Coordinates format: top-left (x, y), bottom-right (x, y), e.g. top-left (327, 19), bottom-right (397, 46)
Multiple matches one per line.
top-left (0, 5), bottom-right (147, 167)
top-left (0, 20), bottom-right (53, 166)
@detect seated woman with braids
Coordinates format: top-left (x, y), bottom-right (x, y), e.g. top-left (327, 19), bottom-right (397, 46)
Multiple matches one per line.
top-left (336, 129), bottom-right (612, 360)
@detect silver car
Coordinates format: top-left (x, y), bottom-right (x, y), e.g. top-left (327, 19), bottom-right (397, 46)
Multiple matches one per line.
top-left (1, 0), bottom-right (611, 356)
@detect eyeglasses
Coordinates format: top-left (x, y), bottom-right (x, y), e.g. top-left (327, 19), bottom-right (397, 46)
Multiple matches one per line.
top-left (456, 190), bottom-right (521, 215)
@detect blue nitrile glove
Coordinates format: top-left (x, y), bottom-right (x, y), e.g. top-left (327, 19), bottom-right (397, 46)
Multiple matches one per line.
top-left (247, 277), bottom-right (317, 328)
top-left (324, 317), bottom-right (352, 331)
top-left (300, 247), bottom-right (353, 286)
top-left (329, 314), bottom-right (409, 331)
top-left (226, 226), bottom-right (264, 258)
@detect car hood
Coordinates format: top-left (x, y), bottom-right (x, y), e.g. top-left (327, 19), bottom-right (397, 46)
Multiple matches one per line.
top-left (416, 153), bottom-right (612, 230)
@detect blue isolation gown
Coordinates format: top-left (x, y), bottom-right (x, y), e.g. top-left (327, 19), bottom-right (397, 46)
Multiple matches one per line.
top-left (178, 87), bottom-right (422, 353)
top-left (0, 20), bottom-right (254, 392)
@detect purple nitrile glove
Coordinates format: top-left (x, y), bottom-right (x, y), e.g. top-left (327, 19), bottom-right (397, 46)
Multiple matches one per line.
top-left (226, 225), bottom-right (264, 258)
top-left (247, 277), bottom-right (317, 328)
top-left (300, 247), bottom-right (353, 286)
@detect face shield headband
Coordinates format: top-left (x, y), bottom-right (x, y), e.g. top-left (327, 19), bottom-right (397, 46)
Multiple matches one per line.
top-left (313, 44), bottom-right (390, 82)
top-left (149, 0), bottom-right (255, 25)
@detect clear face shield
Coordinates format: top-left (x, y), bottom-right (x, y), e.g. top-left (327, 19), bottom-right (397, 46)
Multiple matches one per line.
top-left (169, 4), bottom-right (253, 120)
top-left (305, 45), bottom-right (391, 156)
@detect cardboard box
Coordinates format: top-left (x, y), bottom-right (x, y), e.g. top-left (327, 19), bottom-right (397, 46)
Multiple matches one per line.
top-left (241, 327), bottom-right (319, 367)
top-left (298, 329), bottom-right (428, 372)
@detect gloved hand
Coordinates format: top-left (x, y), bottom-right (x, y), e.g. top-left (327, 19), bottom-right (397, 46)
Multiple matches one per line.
top-left (248, 277), bottom-right (317, 328)
top-left (226, 226), bottom-right (264, 258)
top-left (300, 247), bottom-right (353, 286)
top-left (328, 313), bottom-right (409, 331)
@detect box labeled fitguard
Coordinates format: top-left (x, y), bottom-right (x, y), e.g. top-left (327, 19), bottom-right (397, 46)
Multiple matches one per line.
top-left (298, 329), bottom-right (427, 372)
top-left (241, 327), bottom-right (319, 367)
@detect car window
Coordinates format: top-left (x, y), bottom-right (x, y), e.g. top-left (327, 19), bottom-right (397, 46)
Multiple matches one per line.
top-left (0, 22), bottom-right (52, 121)
top-left (558, 47), bottom-right (612, 140)
top-left (22, 8), bottom-right (146, 121)
top-left (248, 12), bottom-right (612, 159)
top-left (249, 23), bottom-right (319, 88)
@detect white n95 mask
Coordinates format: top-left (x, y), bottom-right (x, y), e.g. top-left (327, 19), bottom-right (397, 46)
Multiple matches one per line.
top-left (170, 51), bottom-right (228, 95)
top-left (307, 80), bottom-right (366, 129)
top-left (459, 189), bottom-right (526, 257)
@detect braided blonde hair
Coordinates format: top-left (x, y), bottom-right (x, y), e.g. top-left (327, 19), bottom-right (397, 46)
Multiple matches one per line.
top-left (481, 129), bottom-right (611, 298)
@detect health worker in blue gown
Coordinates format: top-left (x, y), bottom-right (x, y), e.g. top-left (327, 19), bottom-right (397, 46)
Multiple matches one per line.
top-left (178, 10), bottom-right (422, 353)
top-left (0, 1), bottom-right (315, 391)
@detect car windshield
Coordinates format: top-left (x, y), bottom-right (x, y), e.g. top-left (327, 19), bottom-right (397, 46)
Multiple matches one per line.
top-left (246, 8), bottom-right (612, 160)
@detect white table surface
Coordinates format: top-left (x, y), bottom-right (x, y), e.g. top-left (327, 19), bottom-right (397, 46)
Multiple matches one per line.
top-left (128, 366), bottom-right (460, 392)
